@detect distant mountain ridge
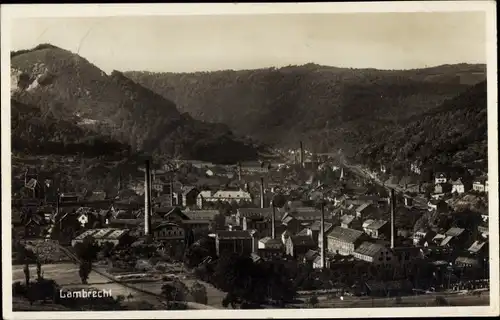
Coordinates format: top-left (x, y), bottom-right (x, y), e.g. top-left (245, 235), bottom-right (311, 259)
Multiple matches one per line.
top-left (125, 62), bottom-right (486, 152)
top-left (10, 44), bottom-right (260, 163)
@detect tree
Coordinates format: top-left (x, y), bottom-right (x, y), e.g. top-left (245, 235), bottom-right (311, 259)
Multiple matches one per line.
top-left (36, 259), bottom-right (42, 281)
top-left (74, 237), bottom-right (100, 284)
top-left (308, 295), bottom-right (319, 308)
top-left (162, 280), bottom-right (189, 301)
top-left (189, 281), bottom-right (208, 304)
top-left (23, 263), bottom-right (30, 286)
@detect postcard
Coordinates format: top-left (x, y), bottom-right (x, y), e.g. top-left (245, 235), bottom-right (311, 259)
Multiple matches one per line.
top-left (1, 2), bottom-right (498, 319)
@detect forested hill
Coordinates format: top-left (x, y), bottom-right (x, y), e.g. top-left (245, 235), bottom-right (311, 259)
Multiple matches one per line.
top-left (10, 44), bottom-right (260, 163)
top-left (125, 63), bottom-right (485, 152)
top-left (356, 80), bottom-right (488, 175)
top-left (11, 99), bottom-right (130, 157)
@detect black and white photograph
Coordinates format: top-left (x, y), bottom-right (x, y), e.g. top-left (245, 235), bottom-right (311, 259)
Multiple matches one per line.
top-left (1, 2), bottom-right (498, 319)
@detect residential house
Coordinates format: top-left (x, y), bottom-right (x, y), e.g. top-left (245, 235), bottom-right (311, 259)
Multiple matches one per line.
top-left (136, 221), bottom-right (185, 243)
top-left (364, 220), bottom-right (389, 240)
top-left (451, 179), bottom-right (468, 194)
top-left (240, 161), bottom-right (270, 174)
top-left (303, 249), bottom-right (320, 266)
top-left (326, 227), bottom-right (365, 256)
top-left (296, 221), bottom-right (334, 247)
top-left (59, 193), bottom-right (82, 203)
top-left (468, 240), bottom-right (489, 257)
top-left (155, 207), bottom-right (189, 222)
top-left (427, 199), bottom-right (448, 212)
top-left (76, 207), bottom-right (93, 227)
top-left (286, 207), bottom-right (324, 222)
top-left (180, 186), bottom-right (200, 208)
top-left (257, 237), bottom-right (284, 260)
top-left (434, 183), bottom-right (452, 194)
top-left (413, 229), bottom-right (437, 246)
top-left (281, 215), bottom-right (302, 235)
top-left (211, 189), bottom-right (253, 204)
top-left (181, 219), bottom-right (211, 233)
top-left (183, 209), bottom-right (219, 221)
top-left (285, 235), bottom-right (317, 258)
top-left (454, 256), bottom-right (480, 268)
top-left (340, 214), bottom-right (357, 229)
top-left (437, 227), bottom-right (467, 248)
top-left (196, 190), bottom-right (213, 209)
top-left (353, 242), bottom-right (396, 266)
top-left (236, 208), bottom-right (274, 225)
top-left (434, 173), bottom-right (448, 184)
top-left (355, 203), bottom-right (378, 219)
top-left (472, 179), bottom-right (487, 193)
top-left (214, 230), bottom-right (255, 257)
top-left (403, 195), bottom-right (413, 207)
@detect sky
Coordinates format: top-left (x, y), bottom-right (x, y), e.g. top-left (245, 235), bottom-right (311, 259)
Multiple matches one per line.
top-left (10, 12), bottom-right (486, 74)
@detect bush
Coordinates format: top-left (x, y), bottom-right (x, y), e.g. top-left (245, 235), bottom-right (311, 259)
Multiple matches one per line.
top-left (12, 281), bottom-right (27, 297)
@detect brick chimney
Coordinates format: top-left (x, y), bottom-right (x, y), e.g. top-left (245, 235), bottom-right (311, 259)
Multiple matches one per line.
top-left (390, 188), bottom-right (396, 249)
top-left (260, 177), bottom-right (265, 209)
top-left (144, 159), bottom-right (152, 236)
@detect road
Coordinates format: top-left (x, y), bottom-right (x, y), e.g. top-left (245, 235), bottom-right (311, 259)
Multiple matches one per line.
top-left (301, 291), bottom-right (489, 308)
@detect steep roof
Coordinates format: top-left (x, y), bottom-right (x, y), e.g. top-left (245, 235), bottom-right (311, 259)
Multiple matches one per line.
top-left (366, 220), bottom-right (388, 230)
top-left (327, 227), bottom-right (364, 243)
top-left (290, 235), bottom-right (316, 247)
top-left (354, 242), bottom-right (386, 258)
top-left (355, 202), bottom-right (372, 213)
top-left (468, 240), bottom-right (487, 253)
top-left (216, 230), bottom-right (252, 239)
top-left (308, 220), bottom-right (334, 233)
top-left (184, 210), bottom-right (219, 221)
top-left (304, 249), bottom-right (319, 261)
top-left (445, 227), bottom-right (465, 237)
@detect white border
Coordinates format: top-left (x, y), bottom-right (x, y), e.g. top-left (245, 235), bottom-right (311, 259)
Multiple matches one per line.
top-left (1, 2), bottom-right (498, 319)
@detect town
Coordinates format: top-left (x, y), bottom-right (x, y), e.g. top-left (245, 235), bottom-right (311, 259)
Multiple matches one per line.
top-left (11, 142), bottom-right (490, 310)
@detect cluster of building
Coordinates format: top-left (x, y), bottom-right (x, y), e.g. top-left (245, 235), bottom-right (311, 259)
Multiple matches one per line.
top-left (14, 142), bottom-right (490, 294)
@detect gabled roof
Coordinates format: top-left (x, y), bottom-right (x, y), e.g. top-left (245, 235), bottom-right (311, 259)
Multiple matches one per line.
top-left (181, 186), bottom-right (198, 195)
top-left (340, 214), bottom-right (355, 225)
top-left (215, 230), bottom-right (252, 239)
top-left (327, 227), bottom-right (364, 243)
top-left (304, 249), bottom-right (319, 261)
top-left (440, 236), bottom-right (454, 247)
top-left (445, 227), bottom-right (465, 237)
top-left (184, 210), bottom-right (219, 221)
top-left (451, 179), bottom-right (464, 185)
top-left (468, 240), bottom-right (487, 253)
top-left (355, 202), bottom-right (372, 213)
top-left (290, 235), bottom-right (316, 247)
top-left (259, 237), bottom-right (283, 246)
top-left (308, 221), bottom-right (334, 233)
top-left (198, 190), bottom-right (213, 198)
top-left (354, 242), bottom-right (386, 257)
top-left (366, 220), bottom-right (388, 230)
top-left (455, 256), bottom-right (480, 266)
top-left (362, 219), bottom-right (375, 228)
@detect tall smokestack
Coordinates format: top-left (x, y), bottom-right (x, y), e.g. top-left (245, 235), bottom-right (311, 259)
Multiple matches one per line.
top-left (390, 188), bottom-right (396, 249)
top-left (260, 177), bottom-right (265, 209)
top-left (170, 178), bottom-right (174, 206)
top-left (238, 162), bottom-right (242, 181)
top-left (320, 201), bottom-right (326, 269)
top-left (299, 141), bottom-right (304, 167)
top-left (271, 201), bottom-right (276, 239)
top-left (144, 160), bottom-right (152, 236)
